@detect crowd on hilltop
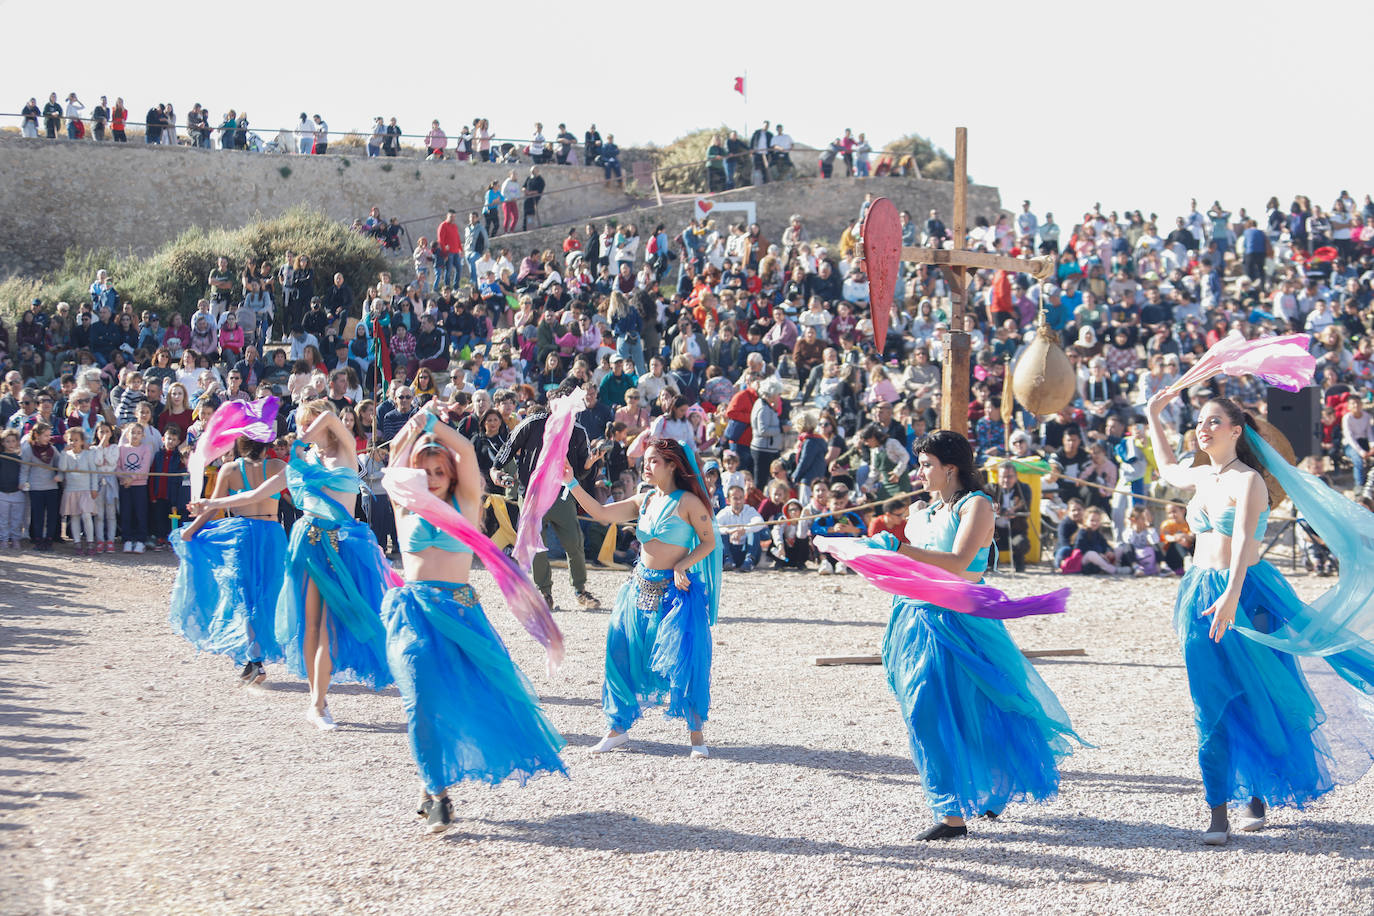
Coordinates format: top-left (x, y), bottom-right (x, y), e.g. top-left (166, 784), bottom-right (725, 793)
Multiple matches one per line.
top-left (3, 186), bottom-right (1373, 579)
top-left (16, 93), bottom-right (900, 190)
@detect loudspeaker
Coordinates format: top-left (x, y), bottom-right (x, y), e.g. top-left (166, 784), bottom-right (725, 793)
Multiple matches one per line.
top-left (1266, 387), bottom-right (1320, 460)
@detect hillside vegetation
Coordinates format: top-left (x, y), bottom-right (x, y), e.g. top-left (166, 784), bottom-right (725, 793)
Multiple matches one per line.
top-left (1, 208), bottom-right (388, 325)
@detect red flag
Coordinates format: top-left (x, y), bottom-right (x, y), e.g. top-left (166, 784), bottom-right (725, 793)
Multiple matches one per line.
top-left (733, 77), bottom-right (744, 95)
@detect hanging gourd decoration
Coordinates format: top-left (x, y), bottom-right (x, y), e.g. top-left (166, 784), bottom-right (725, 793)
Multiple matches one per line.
top-left (1012, 312), bottom-right (1076, 417)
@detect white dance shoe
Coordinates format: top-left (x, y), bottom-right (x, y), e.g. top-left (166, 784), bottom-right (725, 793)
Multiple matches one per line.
top-left (590, 732), bottom-right (628, 754)
top-left (689, 743), bottom-right (710, 759)
top-left (306, 705), bottom-right (338, 731)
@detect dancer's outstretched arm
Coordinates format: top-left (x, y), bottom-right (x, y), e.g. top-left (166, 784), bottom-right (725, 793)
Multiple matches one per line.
top-left (563, 462), bottom-right (642, 524)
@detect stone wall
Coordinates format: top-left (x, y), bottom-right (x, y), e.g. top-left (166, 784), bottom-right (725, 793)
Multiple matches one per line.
top-left (0, 135), bottom-right (635, 276)
top-left (478, 174), bottom-right (1004, 265)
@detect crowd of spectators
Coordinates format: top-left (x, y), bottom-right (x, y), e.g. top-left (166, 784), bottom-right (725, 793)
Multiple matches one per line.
top-left (4, 186), bottom-right (1373, 579)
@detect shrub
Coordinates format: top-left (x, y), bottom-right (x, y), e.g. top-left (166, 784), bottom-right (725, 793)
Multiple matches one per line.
top-left (880, 133), bottom-right (966, 182)
top-left (0, 208), bottom-right (388, 325)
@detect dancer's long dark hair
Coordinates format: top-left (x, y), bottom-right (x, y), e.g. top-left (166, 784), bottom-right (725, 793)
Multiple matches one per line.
top-left (1207, 396), bottom-right (1275, 507)
top-left (913, 429), bottom-right (985, 504)
top-left (647, 438), bottom-right (710, 509)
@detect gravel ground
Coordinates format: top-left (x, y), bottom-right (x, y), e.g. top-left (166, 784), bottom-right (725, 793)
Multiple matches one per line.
top-left (3, 548), bottom-right (1373, 916)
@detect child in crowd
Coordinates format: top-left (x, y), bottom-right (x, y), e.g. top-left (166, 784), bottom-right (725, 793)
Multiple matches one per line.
top-left (720, 449), bottom-right (748, 493)
top-left (1054, 498), bottom-right (1084, 568)
top-left (1121, 505), bottom-right (1166, 577)
top-left (20, 423), bottom-right (61, 551)
top-left (148, 425), bottom-right (188, 549)
top-left (58, 428), bottom-right (99, 555)
top-left (770, 498), bottom-right (811, 570)
top-left (0, 430), bottom-right (24, 548)
top-left (1071, 505), bottom-right (1129, 575)
top-left (118, 423), bottom-right (154, 553)
top-left (1158, 502), bottom-right (1193, 575)
top-left (92, 421), bottom-right (121, 552)
top-left (868, 497), bottom-right (910, 545)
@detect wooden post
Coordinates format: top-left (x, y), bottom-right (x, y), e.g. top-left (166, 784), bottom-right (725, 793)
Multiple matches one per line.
top-left (940, 128), bottom-right (970, 437)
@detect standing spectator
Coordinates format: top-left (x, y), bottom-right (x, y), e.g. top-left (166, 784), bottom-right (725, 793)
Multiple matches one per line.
top-left (749, 379), bottom-right (785, 487)
top-left (1343, 394), bottom-right (1373, 489)
top-left (42, 93), bottom-right (62, 138)
top-left (207, 256), bottom-right (234, 318)
top-left (117, 423), bottom-right (153, 553)
top-left (425, 120), bottom-right (448, 158)
top-left (144, 103), bottom-right (165, 144)
top-left (528, 122), bottom-right (548, 163)
top-left (58, 428), bottom-right (98, 554)
top-left (489, 377), bottom-right (600, 610)
top-left (111, 97), bottom-right (127, 142)
top-left (435, 210), bottom-right (463, 292)
top-left (852, 131), bottom-right (871, 178)
top-left (463, 211), bottom-right (489, 287)
top-left (384, 117), bottom-right (402, 156)
top-left (725, 130), bottom-right (748, 188)
top-left (90, 96), bottom-right (109, 141)
top-left (555, 123), bottom-right (576, 164)
top-left (522, 166), bottom-right (546, 232)
top-left (20, 423), bottom-right (61, 550)
top-left (597, 134), bottom-right (621, 186)
top-left (21, 97), bottom-right (40, 138)
top-left (749, 120), bottom-right (773, 184)
top-left (584, 123), bottom-right (602, 165)
top-left (0, 430), bottom-right (22, 547)
top-left (311, 114), bottom-right (328, 154)
top-left (367, 116), bottom-right (384, 157)
top-left (1239, 218), bottom-right (1272, 291)
top-left (500, 171), bottom-right (521, 234)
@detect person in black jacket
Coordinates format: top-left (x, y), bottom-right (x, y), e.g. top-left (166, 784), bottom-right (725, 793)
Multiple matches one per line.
top-left (489, 376), bottom-right (601, 609)
top-left (989, 462), bottom-right (1032, 572)
top-left (749, 121), bottom-right (773, 184)
top-left (42, 94), bottom-right (62, 138)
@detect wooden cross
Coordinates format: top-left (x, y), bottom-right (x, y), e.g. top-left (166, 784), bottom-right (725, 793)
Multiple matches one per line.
top-left (899, 128), bottom-right (1055, 436)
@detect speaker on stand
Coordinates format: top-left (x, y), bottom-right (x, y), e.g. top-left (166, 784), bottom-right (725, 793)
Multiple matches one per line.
top-left (1265, 387), bottom-right (1320, 461)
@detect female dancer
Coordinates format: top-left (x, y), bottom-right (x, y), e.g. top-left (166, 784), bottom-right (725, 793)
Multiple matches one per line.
top-left (382, 406), bottom-right (566, 834)
top-left (565, 438), bottom-right (721, 757)
top-left (190, 400), bottom-right (393, 729)
top-left (172, 436), bottom-right (287, 687)
top-left (1147, 391), bottom-right (1374, 844)
top-left (879, 431), bottom-right (1082, 840)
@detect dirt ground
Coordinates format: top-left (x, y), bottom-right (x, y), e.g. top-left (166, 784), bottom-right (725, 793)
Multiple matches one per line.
top-left (2, 548), bottom-right (1372, 916)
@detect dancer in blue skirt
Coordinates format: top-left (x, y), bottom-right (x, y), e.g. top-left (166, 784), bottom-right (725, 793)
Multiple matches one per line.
top-left (191, 400), bottom-right (393, 731)
top-left (382, 406), bottom-right (567, 834)
top-left (1147, 391), bottom-right (1374, 845)
top-left (878, 430), bottom-right (1083, 841)
top-left (565, 438), bottom-right (722, 758)
top-left (171, 436), bottom-right (286, 687)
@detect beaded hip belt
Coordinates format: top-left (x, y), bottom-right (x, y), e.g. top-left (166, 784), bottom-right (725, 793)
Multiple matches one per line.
top-left (633, 568), bottom-right (670, 612)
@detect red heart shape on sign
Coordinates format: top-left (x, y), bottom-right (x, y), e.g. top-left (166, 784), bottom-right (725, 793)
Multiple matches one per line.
top-left (698, 200), bottom-right (714, 213)
top-left (858, 197), bottom-right (900, 355)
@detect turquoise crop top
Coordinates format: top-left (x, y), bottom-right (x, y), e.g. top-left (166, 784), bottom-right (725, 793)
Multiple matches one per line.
top-left (228, 458), bottom-right (281, 500)
top-left (636, 490), bottom-right (696, 549)
top-left (906, 491), bottom-right (992, 575)
top-left (400, 498), bottom-right (473, 554)
top-left (1186, 498), bottom-right (1269, 539)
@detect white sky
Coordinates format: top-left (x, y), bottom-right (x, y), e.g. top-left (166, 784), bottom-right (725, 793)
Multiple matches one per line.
top-left (4, 0), bottom-right (1371, 227)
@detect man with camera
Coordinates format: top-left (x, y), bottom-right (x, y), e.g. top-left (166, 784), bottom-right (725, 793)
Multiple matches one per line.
top-left (490, 377), bottom-right (602, 610)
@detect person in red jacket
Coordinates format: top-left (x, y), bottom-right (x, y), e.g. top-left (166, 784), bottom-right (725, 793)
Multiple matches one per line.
top-left (434, 209), bottom-right (464, 294)
top-left (722, 381), bottom-right (758, 465)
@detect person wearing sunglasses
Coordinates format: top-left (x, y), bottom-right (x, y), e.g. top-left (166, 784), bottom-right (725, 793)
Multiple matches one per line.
top-left (379, 386), bottom-right (419, 443)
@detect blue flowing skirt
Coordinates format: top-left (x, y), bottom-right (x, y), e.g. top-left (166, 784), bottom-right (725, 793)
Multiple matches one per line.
top-left (603, 564), bottom-right (712, 732)
top-left (170, 517), bottom-right (286, 666)
top-left (883, 597), bottom-right (1081, 820)
top-left (1175, 561), bottom-right (1374, 808)
top-left (276, 515), bottom-right (394, 689)
top-left (383, 581), bottom-right (567, 793)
